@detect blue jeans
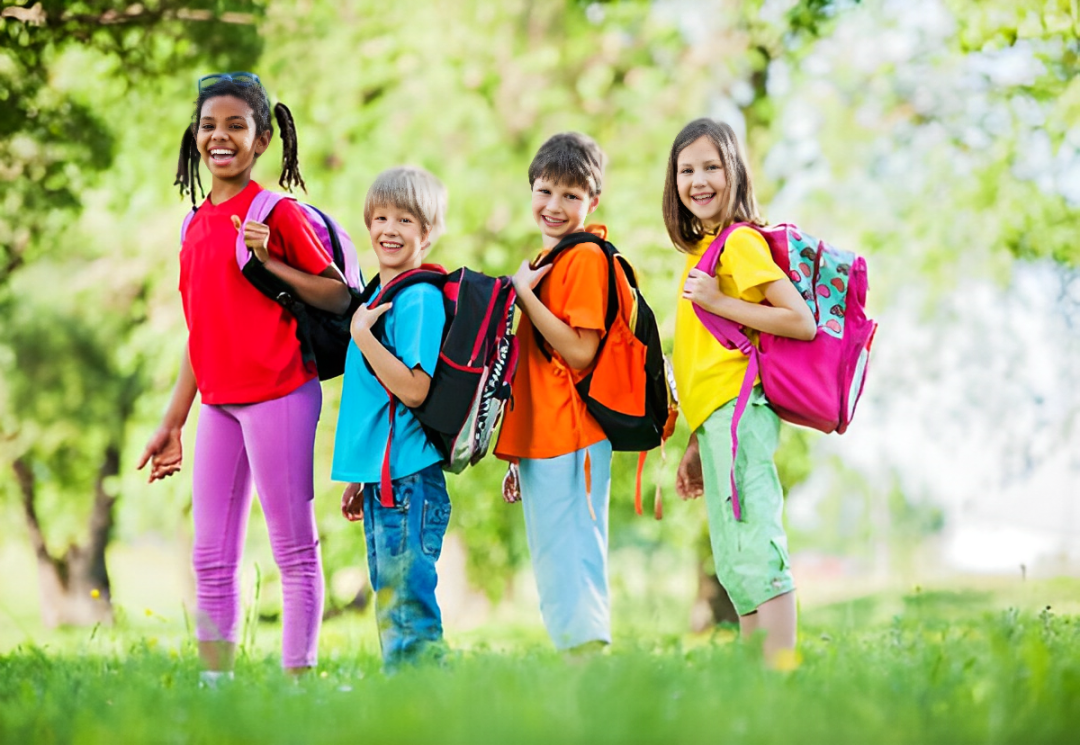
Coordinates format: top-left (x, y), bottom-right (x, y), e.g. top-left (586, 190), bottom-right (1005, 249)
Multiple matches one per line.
top-left (362, 462), bottom-right (451, 670)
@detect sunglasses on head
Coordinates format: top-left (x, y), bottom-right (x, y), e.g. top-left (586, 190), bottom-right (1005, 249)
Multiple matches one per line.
top-left (197, 71), bottom-right (262, 92)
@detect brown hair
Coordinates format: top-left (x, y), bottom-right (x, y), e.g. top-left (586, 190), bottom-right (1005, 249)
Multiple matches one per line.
top-left (661, 118), bottom-right (765, 253)
top-left (528, 132), bottom-right (606, 197)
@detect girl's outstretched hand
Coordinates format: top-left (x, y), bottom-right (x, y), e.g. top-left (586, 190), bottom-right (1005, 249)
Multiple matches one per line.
top-left (512, 260), bottom-right (552, 294)
top-left (232, 215), bottom-right (270, 264)
top-left (341, 482), bottom-right (364, 522)
top-left (502, 463), bottom-right (521, 503)
top-left (675, 439), bottom-right (705, 500)
top-left (138, 426), bottom-right (183, 483)
top-left (682, 268), bottom-right (726, 314)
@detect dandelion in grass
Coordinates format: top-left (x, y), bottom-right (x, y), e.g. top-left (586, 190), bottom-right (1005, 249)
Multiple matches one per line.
top-left (772, 648), bottom-right (802, 672)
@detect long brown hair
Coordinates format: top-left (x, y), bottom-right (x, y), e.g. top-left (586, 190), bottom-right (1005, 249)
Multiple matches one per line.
top-left (661, 118), bottom-right (764, 253)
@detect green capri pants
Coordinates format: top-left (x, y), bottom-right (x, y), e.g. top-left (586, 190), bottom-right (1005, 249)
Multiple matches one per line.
top-left (697, 386), bottom-right (795, 616)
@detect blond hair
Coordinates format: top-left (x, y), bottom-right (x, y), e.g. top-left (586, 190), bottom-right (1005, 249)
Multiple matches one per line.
top-left (363, 166), bottom-right (447, 241)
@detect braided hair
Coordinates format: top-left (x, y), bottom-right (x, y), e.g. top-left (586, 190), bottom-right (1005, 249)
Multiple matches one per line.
top-left (174, 79), bottom-right (306, 209)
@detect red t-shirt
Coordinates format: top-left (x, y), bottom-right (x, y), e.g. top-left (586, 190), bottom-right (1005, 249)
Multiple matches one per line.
top-left (179, 180), bottom-right (333, 404)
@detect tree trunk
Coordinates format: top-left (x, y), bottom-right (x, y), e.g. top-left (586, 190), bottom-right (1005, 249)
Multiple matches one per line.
top-left (13, 446), bottom-right (118, 628)
top-left (691, 563), bottom-right (740, 631)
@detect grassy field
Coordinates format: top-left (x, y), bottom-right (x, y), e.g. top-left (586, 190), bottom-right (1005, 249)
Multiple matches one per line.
top-left (2, 580), bottom-right (1080, 744)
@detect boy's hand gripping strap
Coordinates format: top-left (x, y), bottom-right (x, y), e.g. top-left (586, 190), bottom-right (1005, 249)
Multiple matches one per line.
top-left (361, 266), bottom-right (448, 509)
top-left (691, 222), bottom-right (763, 522)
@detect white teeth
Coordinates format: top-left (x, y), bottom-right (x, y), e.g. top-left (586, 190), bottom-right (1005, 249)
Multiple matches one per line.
top-left (210, 149), bottom-right (235, 156)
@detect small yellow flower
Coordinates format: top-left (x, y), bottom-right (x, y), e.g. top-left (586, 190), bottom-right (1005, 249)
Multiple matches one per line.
top-left (771, 648), bottom-right (802, 672)
top-left (320, 671), bottom-right (329, 679)
top-left (90, 589), bottom-right (101, 599)
top-left (145, 608), bottom-right (154, 617)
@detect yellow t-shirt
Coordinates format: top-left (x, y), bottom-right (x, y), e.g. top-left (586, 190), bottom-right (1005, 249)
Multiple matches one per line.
top-left (672, 226), bottom-right (787, 433)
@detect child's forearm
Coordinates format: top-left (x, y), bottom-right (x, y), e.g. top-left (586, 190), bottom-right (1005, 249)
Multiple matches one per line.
top-left (698, 295), bottom-right (814, 339)
top-left (351, 328), bottom-right (432, 407)
top-left (516, 286), bottom-right (601, 370)
top-left (163, 347), bottom-right (199, 430)
top-left (695, 279), bottom-right (816, 341)
top-left (263, 259), bottom-right (352, 314)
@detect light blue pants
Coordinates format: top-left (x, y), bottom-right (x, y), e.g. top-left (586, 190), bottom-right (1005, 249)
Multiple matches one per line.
top-left (519, 440), bottom-right (612, 650)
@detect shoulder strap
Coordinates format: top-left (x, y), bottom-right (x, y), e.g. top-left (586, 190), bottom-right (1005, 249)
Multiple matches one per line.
top-left (234, 191), bottom-right (292, 272)
top-left (359, 266), bottom-right (447, 307)
top-left (530, 233), bottom-right (621, 360)
top-left (357, 266), bottom-right (448, 353)
top-left (691, 223), bottom-right (759, 354)
top-left (180, 209), bottom-right (196, 246)
top-left (689, 221), bottom-right (768, 524)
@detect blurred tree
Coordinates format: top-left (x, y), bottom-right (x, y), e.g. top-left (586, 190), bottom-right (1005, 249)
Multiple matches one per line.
top-left (0, 1), bottom-right (262, 625)
top-left (0, 1), bottom-right (263, 288)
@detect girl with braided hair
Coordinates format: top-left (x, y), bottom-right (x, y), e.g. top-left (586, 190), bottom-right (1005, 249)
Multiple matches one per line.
top-left (138, 73), bottom-right (350, 683)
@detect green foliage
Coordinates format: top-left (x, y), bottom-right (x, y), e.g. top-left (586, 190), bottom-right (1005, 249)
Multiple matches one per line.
top-left (0, 1), bottom-right (264, 285)
top-left (0, 2), bottom-right (264, 556)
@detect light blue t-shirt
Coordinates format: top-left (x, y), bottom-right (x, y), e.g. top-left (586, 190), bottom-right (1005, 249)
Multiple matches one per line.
top-left (332, 283), bottom-right (445, 483)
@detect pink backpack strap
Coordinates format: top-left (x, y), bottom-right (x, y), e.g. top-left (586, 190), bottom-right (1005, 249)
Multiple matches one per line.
top-left (690, 222), bottom-right (767, 522)
top-left (180, 210), bottom-right (196, 245)
top-left (234, 190), bottom-right (292, 270)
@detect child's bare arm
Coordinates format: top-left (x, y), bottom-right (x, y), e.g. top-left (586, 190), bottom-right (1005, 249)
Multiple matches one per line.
top-left (349, 302), bottom-right (432, 408)
top-left (234, 216), bottom-right (352, 315)
top-left (262, 259), bottom-right (351, 314)
top-left (138, 346), bottom-right (198, 482)
top-left (513, 260), bottom-right (601, 370)
top-left (683, 270), bottom-right (816, 341)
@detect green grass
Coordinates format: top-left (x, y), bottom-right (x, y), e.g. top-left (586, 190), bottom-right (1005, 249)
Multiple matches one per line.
top-left (3, 588), bottom-right (1080, 744)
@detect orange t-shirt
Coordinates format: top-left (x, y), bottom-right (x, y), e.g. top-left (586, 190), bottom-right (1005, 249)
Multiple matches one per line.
top-left (495, 225), bottom-right (634, 461)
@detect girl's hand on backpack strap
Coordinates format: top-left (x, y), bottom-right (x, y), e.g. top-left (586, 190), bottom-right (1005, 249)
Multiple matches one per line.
top-left (502, 463), bottom-right (521, 504)
top-left (512, 259), bottom-right (552, 294)
top-left (675, 436), bottom-right (705, 500)
top-left (682, 268), bottom-right (728, 316)
top-left (138, 426), bottom-right (183, 483)
top-left (341, 482), bottom-right (364, 522)
top-left (232, 215), bottom-right (270, 264)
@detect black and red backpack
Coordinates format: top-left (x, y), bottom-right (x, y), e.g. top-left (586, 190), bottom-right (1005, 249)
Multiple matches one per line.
top-left (356, 264), bottom-right (518, 504)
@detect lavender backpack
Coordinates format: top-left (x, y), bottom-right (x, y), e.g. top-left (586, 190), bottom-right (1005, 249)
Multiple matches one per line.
top-left (694, 222), bottom-right (877, 520)
top-left (181, 190), bottom-right (365, 379)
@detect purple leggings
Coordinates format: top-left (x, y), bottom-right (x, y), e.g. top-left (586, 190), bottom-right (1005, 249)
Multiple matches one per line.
top-left (191, 378), bottom-right (324, 668)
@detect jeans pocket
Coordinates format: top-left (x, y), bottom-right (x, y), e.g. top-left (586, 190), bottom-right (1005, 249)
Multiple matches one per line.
top-left (420, 499), bottom-right (451, 559)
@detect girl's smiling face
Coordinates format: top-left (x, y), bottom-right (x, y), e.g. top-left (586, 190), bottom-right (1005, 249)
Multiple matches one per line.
top-left (196, 95), bottom-right (270, 186)
top-left (368, 204), bottom-right (429, 281)
top-left (676, 135), bottom-right (729, 231)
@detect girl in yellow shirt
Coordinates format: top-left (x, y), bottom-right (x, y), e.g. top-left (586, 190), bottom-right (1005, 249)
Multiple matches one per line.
top-left (663, 118), bottom-right (815, 666)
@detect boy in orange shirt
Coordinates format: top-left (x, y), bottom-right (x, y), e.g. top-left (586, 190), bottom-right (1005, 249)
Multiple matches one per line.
top-left (495, 132), bottom-right (618, 651)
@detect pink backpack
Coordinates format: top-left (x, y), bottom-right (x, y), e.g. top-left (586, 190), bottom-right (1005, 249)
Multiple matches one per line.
top-left (694, 223), bottom-right (877, 520)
